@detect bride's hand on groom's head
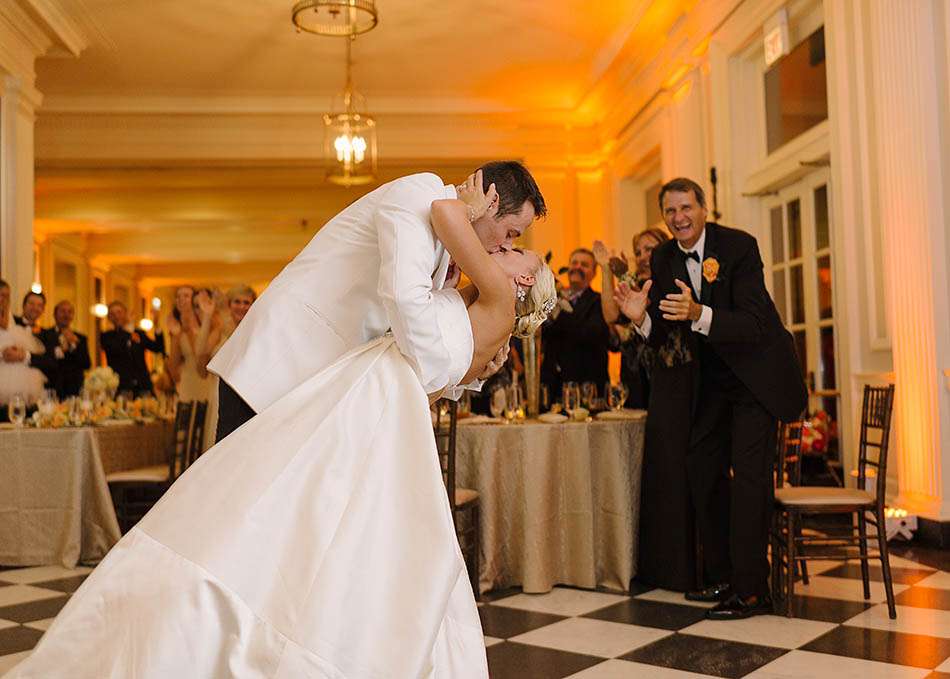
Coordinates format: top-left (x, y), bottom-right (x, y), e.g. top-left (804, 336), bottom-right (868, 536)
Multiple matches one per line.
top-left (477, 342), bottom-right (510, 380)
top-left (457, 169), bottom-right (498, 222)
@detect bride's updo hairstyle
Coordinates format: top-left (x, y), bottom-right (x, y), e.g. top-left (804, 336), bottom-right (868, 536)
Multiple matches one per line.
top-left (513, 263), bottom-right (557, 338)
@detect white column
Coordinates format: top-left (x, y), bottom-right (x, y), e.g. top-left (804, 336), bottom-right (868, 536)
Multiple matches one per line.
top-left (865, 0), bottom-right (950, 519)
top-left (0, 76), bottom-right (41, 296)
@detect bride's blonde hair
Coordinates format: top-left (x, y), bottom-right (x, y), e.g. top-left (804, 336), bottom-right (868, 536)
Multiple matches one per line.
top-left (513, 261), bottom-right (557, 338)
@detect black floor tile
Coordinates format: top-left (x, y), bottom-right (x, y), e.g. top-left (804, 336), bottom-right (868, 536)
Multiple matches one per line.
top-left (486, 641), bottom-right (603, 679)
top-left (0, 626), bottom-right (44, 655)
top-left (0, 596), bottom-right (69, 624)
top-left (896, 587), bottom-right (950, 611)
top-left (480, 586), bottom-right (523, 603)
top-left (788, 595), bottom-right (874, 623)
top-left (620, 633), bottom-right (787, 678)
top-left (478, 605), bottom-right (565, 639)
top-left (819, 562), bottom-right (935, 585)
top-left (30, 576), bottom-right (88, 594)
top-left (891, 544), bottom-right (950, 572)
top-left (583, 598), bottom-right (707, 631)
top-left (802, 625), bottom-right (950, 670)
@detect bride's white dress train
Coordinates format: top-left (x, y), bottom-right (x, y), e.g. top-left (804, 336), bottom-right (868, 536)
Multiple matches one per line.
top-left (7, 290), bottom-right (488, 678)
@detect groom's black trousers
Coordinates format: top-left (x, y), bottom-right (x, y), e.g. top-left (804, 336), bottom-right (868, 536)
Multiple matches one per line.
top-left (216, 380), bottom-right (257, 442)
top-left (687, 356), bottom-right (777, 599)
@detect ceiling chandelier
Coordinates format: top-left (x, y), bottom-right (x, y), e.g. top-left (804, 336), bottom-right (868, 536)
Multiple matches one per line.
top-left (323, 37), bottom-right (377, 186)
top-left (291, 0), bottom-right (378, 37)
top-left (292, 1), bottom-right (379, 187)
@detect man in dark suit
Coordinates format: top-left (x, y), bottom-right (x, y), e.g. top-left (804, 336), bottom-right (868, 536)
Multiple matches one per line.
top-left (617, 177), bottom-right (807, 620)
top-left (100, 301), bottom-right (165, 396)
top-left (541, 247), bottom-right (611, 400)
top-left (14, 289), bottom-right (59, 382)
top-left (38, 301), bottom-right (91, 399)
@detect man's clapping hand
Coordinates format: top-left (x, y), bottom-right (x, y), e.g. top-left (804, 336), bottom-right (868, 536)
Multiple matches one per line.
top-left (2, 345), bottom-right (27, 363)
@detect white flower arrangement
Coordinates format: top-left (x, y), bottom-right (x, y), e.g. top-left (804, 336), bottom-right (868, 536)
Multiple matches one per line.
top-left (84, 366), bottom-right (120, 394)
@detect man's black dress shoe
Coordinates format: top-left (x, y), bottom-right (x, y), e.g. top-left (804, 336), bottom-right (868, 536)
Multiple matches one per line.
top-left (685, 583), bottom-right (732, 603)
top-left (705, 594), bottom-right (773, 620)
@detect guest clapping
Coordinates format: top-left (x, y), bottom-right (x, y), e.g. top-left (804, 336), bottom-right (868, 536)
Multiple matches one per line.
top-left (101, 301), bottom-right (165, 396)
top-left (38, 301), bottom-right (91, 399)
top-left (540, 247), bottom-right (610, 399)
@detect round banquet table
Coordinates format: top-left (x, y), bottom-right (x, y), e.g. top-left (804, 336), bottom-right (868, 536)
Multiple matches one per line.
top-left (0, 420), bottom-right (172, 568)
top-left (454, 412), bottom-right (646, 594)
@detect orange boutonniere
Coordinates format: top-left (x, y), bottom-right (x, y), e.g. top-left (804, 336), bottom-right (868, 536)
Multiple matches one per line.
top-left (702, 257), bottom-right (720, 284)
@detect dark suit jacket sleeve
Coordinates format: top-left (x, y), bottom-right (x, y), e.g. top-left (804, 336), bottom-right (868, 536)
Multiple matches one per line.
top-left (137, 330), bottom-right (166, 355)
top-left (707, 238), bottom-right (772, 344)
top-left (28, 334), bottom-right (57, 377)
top-left (545, 298), bottom-right (610, 347)
top-left (642, 249), bottom-right (676, 350)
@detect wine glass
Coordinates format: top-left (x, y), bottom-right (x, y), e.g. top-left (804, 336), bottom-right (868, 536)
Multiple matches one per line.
top-left (581, 382), bottom-right (597, 409)
top-left (505, 383), bottom-right (525, 423)
top-left (607, 382), bottom-right (629, 411)
top-left (8, 394), bottom-right (26, 427)
top-left (539, 384), bottom-right (551, 413)
top-left (38, 389), bottom-right (57, 417)
top-left (489, 387), bottom-right (507, 419)
top-left (562, 382), bottom-right (580, 415)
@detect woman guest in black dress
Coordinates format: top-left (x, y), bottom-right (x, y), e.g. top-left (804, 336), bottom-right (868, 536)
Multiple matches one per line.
top-left (596, 228), bottom-right (697, 592)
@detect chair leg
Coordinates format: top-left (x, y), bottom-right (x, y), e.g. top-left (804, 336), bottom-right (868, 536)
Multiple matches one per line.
top-left (875, 507), bottom-right (897, 619)
top-left (857, 512), bottom-right (871, 600)
top-left (785, 511), bottom-right (796, 618)
top-left (472, 504), bottom-right (481, 602)
top-left (770, 516), bottom-right (781, 607)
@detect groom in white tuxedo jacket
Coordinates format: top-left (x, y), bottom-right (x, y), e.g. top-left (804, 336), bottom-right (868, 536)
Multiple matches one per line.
top-left (210, 162), bottom-right (546, 440)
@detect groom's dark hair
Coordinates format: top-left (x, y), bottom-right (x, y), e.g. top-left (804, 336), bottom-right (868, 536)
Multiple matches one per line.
top-left (479, 161), bottom-right (547, 220)
top-left (659, 177), bottom-right (706, 210)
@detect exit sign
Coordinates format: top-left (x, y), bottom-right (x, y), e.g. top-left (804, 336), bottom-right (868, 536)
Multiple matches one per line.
top-left (764, 8), bottom-right (790, 67)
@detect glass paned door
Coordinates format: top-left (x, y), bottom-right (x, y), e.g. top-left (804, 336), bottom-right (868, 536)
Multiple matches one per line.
top-left (764, 168), bottom-right (839, 461)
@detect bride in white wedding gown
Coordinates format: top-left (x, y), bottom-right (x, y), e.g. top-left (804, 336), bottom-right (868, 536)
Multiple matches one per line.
top-left (6, 184), bottom-right (556, 679)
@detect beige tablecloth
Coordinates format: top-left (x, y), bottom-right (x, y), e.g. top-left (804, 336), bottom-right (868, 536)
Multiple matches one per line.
top-left (455, 415), bottom-right (645, 594)
top-left (0, 421), bottom-right (171, 568)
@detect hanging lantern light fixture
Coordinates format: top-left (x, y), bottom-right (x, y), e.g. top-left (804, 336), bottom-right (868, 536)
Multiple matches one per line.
top-left (323, 37), bottom-right (377, 186)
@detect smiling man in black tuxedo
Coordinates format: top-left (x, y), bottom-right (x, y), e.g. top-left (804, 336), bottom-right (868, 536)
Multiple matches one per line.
top-left (616, 177), bottom-right (807, 620)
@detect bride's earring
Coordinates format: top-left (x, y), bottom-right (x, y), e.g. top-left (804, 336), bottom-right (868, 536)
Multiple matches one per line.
top-left (516, 286), bottom-right (527, 303)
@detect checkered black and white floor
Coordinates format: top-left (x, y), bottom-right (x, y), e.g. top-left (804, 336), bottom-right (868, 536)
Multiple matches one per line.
top-left (2, 544), bottom-right (950, 678)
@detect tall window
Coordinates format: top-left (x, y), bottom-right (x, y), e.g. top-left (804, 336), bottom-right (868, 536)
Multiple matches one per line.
top-left (764, 26), bottom-right (828, 154)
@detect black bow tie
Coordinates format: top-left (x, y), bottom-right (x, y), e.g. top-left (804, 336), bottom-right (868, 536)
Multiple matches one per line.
top-left (680, 249), bottom-right (700, 263)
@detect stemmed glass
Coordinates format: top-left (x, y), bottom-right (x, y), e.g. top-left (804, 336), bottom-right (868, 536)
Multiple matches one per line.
top-left (489, 387), bottom-right (507, 419)
top-left (505, 383), bottom-right (525, 423)
top-left (562, 382), bottom-right (580, 416)
top-left (8, 394), bottom-right (26, 427)
top-left (606, 382), bottom-right (629, 411)
top-left (581, 382), bottom-right (597, 409)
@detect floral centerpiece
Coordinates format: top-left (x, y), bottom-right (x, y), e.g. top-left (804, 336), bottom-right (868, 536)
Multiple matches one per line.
top-left (84, 366), bottom-right (120, 396)
top-left (801, 409), bottom-right (837, 455)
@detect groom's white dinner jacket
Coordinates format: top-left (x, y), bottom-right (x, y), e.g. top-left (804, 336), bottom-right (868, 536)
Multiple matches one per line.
top-left (209, 172), bottom-right (459, 413)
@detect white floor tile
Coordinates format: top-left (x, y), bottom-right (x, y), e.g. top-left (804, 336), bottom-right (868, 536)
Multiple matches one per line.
top-left (936, 654), bottom-right (950, 672)
top-left (0, 651), bottom-right (31, 675)
top-left (0, 586), bottom-right (64, 608)
top-left (634, 589), bottom-right (717, 609)
top-left (793, 575), bottom-right (909, 603)
top-left (490, 588), bottom-right (627, 617)
top-left (843, 603), bottom-right (950, 639)
top-left (566, 659), bottom-right (719, 678)
top-left (681, 614), bottom-right (837, 649)
top-left (0, 619), bottom-right (18, 631)
top-left (510, 617), bottom-right (671, 658)
top-left (483, 636), bottom-right (504, 648)
top-left (22, 618), bottom-right (55, 632)
top-left (916, 571), bottom-right (950, 590)
top-left (745, 650), bottom-right (930, 679)
top-left (0, 566), bottom-right (91, 585)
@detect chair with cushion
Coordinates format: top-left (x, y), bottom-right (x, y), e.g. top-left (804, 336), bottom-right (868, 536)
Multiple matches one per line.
top-left (771, 384), bottom-right (896, 619)
top-left (433, 398), bottom-right (481, 600)
top-left (108, 400), bottom-right (194, 533)
top-left (186, 400), bottom-right (209, 467)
